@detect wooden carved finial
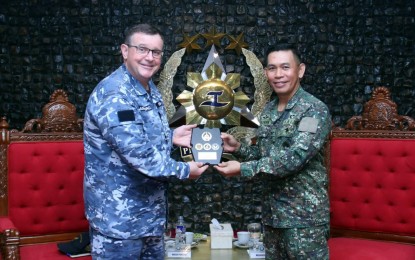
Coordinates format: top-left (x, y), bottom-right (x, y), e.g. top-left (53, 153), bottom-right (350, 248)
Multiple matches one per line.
top-left (22, 89), bottom-right (83, 133)
top-left (0, 116), bottom-right (10, 144)
top-left (346, 87), bottom-right (415, 130)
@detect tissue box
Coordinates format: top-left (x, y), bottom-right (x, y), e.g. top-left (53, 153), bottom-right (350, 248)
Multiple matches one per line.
top-left (209, 223), bottom-right (233, 249)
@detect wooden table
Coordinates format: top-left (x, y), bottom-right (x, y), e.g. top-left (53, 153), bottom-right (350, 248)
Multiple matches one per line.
top-left (165, 237), bottom-right (253, 260)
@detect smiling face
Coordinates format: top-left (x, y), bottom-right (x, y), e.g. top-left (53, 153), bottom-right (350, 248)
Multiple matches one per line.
top-left (264, 50), bottom-right (305, 101)
top-left (121, 32), bottom-right (164, 88)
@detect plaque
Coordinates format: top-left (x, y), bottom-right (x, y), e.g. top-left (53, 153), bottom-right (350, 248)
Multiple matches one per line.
top-left (191, 126), bottom-right (223, 165)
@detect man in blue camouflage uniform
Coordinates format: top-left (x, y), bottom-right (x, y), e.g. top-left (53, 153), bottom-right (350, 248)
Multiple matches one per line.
top-left (83, 24), bottom-right (208, 259)
top-left (215, 44), bottom-right (331, 259)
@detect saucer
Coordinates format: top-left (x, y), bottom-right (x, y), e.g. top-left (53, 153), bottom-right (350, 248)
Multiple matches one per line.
top-left (193, 233), bottom-right (208, 242)
top-left (191, 242), bottom-right (198, 248)
top-left (233, 241), bottom-right (249, 249)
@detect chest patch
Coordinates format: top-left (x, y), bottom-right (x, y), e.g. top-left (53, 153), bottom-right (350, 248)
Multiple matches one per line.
top-left (298, 117), bottom-right (319, 133)
top-left (118, 110), bottom-right (135, 122)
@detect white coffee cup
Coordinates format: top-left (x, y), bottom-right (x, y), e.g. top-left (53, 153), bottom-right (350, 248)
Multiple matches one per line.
top-left (185, 231), bottom-right (194, 244)
top-left (237, 231), bottom-right (250, 245)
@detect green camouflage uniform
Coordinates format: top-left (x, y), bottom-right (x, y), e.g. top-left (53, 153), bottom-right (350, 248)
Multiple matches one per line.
top-left (235, 87), bottom-right (331, 259)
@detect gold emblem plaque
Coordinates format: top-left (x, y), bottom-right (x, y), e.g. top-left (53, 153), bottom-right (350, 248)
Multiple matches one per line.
top-left (157, 30), bottom-right (272, 162)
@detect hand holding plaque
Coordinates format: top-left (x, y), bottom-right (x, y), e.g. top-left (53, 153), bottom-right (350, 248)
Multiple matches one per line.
top-left (191, 126), bottom-right (223, 165)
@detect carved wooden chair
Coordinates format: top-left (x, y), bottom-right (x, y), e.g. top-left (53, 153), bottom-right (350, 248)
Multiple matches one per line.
top-left (328, 86), bottom-right (415, 259)
top-left (0, 89), bottom-right (89, 259)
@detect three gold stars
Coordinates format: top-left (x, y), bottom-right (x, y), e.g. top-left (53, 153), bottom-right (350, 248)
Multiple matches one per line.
top-left (178, 29), bottom-right (249, 55)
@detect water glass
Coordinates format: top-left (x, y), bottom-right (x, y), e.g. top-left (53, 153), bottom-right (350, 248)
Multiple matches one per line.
top-left (247, 223), bottom-right (261, 250)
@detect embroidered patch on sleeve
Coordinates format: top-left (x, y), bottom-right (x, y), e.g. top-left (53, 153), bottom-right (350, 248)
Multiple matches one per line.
top-left (117, 110), bottom-right (135, 122)
top-left (298, 117), bottom-right (319, 133)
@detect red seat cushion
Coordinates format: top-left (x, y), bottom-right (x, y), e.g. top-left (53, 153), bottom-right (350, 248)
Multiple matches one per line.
top-left (329, 237), bottom-right (415, 260)
top-left (7, 141), bottom-right (88, 236)
top-left (330, 138), bottom-right (415, 235)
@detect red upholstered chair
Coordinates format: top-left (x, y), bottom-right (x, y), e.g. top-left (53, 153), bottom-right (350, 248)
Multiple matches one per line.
top-left (0, 90), bottom-right (90, 260)
top-left (328, 87), bottom-right (415, 259)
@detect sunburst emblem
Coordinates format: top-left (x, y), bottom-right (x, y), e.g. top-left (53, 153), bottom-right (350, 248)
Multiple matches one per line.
top-left (170, 46), bottom-right (259, 128)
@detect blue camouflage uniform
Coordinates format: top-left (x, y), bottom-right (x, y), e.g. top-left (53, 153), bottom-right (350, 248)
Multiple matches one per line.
top-left (83, 64), bottom-right (190, 255)
top-left (235, 87), bottom-right (331, 259)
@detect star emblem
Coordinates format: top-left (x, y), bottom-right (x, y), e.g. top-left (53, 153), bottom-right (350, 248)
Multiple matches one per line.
top-left (178, 34), bottom-right (202, 54)
top-left (225, 33), bottom-right (249, 56)
top-left (202, 27), bottom-right (226, 49)
top-left (170, 46), bottom-right (258, 128)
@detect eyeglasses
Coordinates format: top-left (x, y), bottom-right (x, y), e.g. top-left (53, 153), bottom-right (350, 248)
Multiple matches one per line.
top-left (125, 44), bottom-right (163, 58)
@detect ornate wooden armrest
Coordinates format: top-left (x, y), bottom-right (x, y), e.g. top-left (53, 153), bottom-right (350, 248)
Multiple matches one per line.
top-left (0, 228), bottom-right (21, 260)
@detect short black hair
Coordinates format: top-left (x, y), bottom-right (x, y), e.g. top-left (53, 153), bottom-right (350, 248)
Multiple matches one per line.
top-left (265, 43), bottom-right (301, 65)
top-left (123, 24), bottom-right (164, 44)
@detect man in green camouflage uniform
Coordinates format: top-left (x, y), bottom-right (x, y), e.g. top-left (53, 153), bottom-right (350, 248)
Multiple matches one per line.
top-left (215, 43), bottom-right (331, 259)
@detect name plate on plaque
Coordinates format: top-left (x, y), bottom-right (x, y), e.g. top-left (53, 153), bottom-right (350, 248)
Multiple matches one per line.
top-left (191, 127), bottom-right (223, 165)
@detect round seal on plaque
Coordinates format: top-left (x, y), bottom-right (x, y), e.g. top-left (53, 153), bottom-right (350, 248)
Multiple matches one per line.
top-left (201, 131), bottom-right (212, 141)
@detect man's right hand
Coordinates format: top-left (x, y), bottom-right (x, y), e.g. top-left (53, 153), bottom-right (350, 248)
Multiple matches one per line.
top-left (213, 161), bottom-right (241, 177)
top-left (188, 161), bottom-right (209, 179)
top-left (220, 133), bottom-right (241, 153)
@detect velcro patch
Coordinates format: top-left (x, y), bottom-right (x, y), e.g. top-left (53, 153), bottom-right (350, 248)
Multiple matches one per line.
top-left (118, 110), bottom-right (135, 122)
top-left (298, 117), bottom-right (319, 133)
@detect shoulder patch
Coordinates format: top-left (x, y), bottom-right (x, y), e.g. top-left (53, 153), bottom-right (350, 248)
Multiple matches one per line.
top-left (298, 117), bottom-right (319, 133)
top-left (118, 110), bottom-right (135, 122)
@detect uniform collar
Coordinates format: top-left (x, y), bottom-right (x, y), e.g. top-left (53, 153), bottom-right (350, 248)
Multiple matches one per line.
top-left (274, 86), bottom-right (304, 111)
